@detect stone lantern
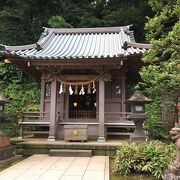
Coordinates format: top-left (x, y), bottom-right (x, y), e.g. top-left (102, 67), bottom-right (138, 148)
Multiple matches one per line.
top-left (0, 93), bottom-right (8, 121)
top-left (0, 94), bottom-right (22, 167)
top-left (126, 84), bottom-right (152, 142)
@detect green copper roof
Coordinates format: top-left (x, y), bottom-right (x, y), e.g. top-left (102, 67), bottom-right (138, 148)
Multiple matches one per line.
top-left (0, 26), bottom-right (151, 60)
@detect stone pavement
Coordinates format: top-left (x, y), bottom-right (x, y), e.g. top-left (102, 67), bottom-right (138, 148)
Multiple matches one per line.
top-left (0, 154), bottom-right (109, 180)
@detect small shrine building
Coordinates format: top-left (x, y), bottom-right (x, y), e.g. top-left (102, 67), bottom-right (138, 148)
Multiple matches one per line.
top-left (0, 26), bottom-right (151, 141)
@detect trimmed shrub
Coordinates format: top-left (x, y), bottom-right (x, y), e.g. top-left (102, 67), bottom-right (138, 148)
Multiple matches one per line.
top-left (112, 141), bottom-right (176, 179)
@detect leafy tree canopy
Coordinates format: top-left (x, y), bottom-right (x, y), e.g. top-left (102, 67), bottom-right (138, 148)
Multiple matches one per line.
top-left (48, 16), bottom-right (73, 28)
top-left (141, 0), bottom-right (180, 96)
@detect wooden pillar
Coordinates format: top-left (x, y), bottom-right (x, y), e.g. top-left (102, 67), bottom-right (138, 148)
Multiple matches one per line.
top-left (121, 71), bottom-right (126, 117)
top-left (59, 93), bottom-right (64, 120)
top-left (48, 79), bottom-right (57, 141)
top-left (65, 91), bottom-right (69, 121)
top-left (98, 77), bottom-right (106, 142)
top-left (40, 75), bottom-right (45, 113)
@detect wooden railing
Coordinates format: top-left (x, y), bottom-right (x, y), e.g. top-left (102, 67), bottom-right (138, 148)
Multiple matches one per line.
top-left (104, 112), bottom-right (132, 121)
top-left (104, 112), bottom-right (134, 136)
top-left (18, 111), bottom-right (64, 138)
top-left (18, 111), bottom-right (50, 122)
top-left (18, 111), bottom-right (133, 138)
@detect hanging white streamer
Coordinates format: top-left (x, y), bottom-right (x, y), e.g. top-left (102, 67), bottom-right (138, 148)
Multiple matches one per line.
top-left (79, 85), bottom-right (85, 95)
top-left (69, 84), bottom-right (73, 95)
top-left (92, 81), bottom-right (96, 94)
top-left (59, 83), bottom-right (63, 94)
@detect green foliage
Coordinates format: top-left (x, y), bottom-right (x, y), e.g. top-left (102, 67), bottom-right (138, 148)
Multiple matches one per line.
top-left (0, 122), bottom-right (19, 137)
top-left (4, 81), bottom-right (40, 113)
top-left (140, 0), bottom-right (180, 130)
top-left (0, 0), bottom-right (153, 44)
top-left (112, 141), bottom-right (176, 179)
top-left (0, 8), bottom-right (27, 45)
top-left (0, 113), bottom-right (19, 137)
top-left (145, 102), bottom-right (170, 140)
top-left (48, 16), bottom-right (73, 28)
top-left (0, 62), bottom-right (24, 85)
top-left (141, 0), bottom-right (180, 95)
top-left (0, 62), bottom-right (40, 113)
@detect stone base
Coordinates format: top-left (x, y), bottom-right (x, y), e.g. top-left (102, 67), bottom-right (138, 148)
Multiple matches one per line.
top-left (0, 155), bottom-right (23, 168)
top-left (164, 169), bottom-right (180, 180)
top-left (167, 165), bottom-right (180, 176)
top-left (0, 146), bottom-right (14, 160)
top-left (47, 136), bottom-right (55, 142)
top-left (97, 136), bottom-right (106, 142)
top-left (129, 135), bottom-right (148, 142)
top-left (49, 149), bottom-right (92, 157)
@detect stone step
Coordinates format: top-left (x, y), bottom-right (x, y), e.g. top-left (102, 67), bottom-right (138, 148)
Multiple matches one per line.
top-left (49, 149), bottom-right (92, 157)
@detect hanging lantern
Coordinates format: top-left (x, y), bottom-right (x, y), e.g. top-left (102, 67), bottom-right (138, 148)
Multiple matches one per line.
top-left (69, 84), bottom-right (73, 95)
top-left (74, 85), bottom-right (78, 95)
top-left (87, 84), bottom-right (91, 94)
top-left (59, 83), bottom-right (63, 94)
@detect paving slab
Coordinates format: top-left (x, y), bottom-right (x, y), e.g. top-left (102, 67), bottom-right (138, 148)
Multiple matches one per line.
top-left (0, 154), bottom-right (109, 180)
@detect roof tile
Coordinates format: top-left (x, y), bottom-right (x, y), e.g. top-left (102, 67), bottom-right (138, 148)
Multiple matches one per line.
top-left (1, 26), bottom-right (151, 60)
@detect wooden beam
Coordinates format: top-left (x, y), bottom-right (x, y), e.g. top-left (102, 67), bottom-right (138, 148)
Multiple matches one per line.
top-left (6, 59), bottom-right (41, 80)
top-left (57, 75), bottom-right (98, 81)
top-left (30, 60), bottom-right (123, 66)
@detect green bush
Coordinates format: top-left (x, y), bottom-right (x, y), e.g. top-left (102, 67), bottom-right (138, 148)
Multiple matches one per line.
top-left (145, 101), bottom-right (170, 141)
top-left (0, 112), bottom-right (19, 137)
top-left (112, 141), bottom-right (176, 179)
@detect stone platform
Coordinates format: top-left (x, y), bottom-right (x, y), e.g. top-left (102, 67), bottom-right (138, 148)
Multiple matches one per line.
top-left (49, 149), bottom-right (92, 157)
top-left (0, 154), bottom-right (109, 180)
top-left (11, 138), bottom-right (126, 157)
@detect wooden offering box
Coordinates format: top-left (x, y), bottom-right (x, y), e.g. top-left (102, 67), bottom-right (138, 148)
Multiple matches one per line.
top-left (64, 125), bottom-right (88, 142)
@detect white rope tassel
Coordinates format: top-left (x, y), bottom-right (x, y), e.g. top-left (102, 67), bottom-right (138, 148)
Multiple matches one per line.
top-left (79, 85), bottom-right (85, 95)
top-left (74, 85), bottom-right (78, 95)
top-left (69, 84), bottom-right (73, 95)
top-left (87, 84), bottom-right (91, 94)
top-left (92, 81), bottom-right (96, 94)
top-left (82, 85), bottom-right (85, 95)
top-left (59, 83), bottom-right (63, 94)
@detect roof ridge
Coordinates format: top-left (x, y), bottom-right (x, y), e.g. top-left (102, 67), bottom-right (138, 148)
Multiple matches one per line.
top-left (123, 41), bottom-right (152, 50)
top-left (36, 29), bottom-right (54, 50)
top-left (43, 25), bottom-right (133, 34)
top-left (2, 44), bottom-right (36, 52)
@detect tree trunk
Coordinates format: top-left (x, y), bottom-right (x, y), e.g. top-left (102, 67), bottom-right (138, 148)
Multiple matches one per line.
top-left (161, 93), bottom-right (178, 131)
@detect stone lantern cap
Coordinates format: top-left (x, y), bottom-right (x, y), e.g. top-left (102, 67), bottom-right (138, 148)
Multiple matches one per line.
top-left (126, 84), bottom-right (152, 103)
top-left (0, 93), bottom-right (8, 104)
